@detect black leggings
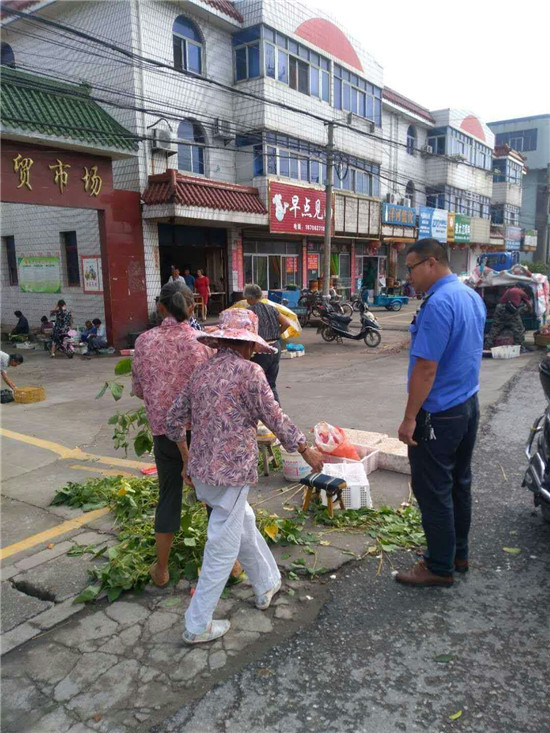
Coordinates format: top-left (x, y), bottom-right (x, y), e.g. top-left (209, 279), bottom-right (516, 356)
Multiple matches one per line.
top-left (153, 433), bottom-right (211, 532)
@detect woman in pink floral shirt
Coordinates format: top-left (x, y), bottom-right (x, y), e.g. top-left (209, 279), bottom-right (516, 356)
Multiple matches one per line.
top-left (166, 308), bottom-right (323, 644)
top-left (132, 281), bottom-right (212, 587)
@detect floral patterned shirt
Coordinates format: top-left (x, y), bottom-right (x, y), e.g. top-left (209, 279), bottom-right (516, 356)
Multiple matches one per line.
top-left (132, 317), bottom-right (212, 436)
top-left (166, 348), bottom-right (305, 486)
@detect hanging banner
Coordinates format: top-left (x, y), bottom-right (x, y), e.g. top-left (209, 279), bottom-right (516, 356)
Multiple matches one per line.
top-left (418, 206), bottom-right (448, 243)
top-left (81, 256), bottom-right (103, 293)
top-left (18, 254), bottom-right (61, 293)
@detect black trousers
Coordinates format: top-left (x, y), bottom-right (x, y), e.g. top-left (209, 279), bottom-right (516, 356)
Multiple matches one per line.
top-left (408, 395), bottom-right (479, 576)
top-left (153, 433), bottom-right (210, 533)
top-left (251, 341), bottom-right (281, 404)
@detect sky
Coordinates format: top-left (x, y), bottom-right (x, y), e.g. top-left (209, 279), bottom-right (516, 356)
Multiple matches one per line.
top-left (308, 0), bottom-right (550, 123)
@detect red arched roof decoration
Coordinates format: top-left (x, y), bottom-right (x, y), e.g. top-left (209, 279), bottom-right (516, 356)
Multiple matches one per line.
top-left (295, 18), bottom-right (363, 72)
top-left (460, 115), bottom-right (486, 142)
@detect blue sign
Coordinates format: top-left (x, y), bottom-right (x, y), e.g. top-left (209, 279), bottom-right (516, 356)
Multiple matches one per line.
top-left (382, 203), bottom-right (415, 227)
top-left (505, 225), bottom-right (522, 251)
top-left (418, 206), bottom-right (448, 243)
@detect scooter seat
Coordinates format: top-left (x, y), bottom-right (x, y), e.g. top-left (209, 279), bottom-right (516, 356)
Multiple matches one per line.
top-left (331, 314), bottom-right (352, 325)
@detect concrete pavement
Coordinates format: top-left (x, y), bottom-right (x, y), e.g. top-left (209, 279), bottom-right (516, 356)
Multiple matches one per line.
top-left (0, 322), bottom-right (544, 731)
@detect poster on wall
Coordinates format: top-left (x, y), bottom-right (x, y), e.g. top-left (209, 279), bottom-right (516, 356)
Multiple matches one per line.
top-left (307, 253), bottom-right (319, 272)
top-left (81, 256), bottom-right (103, 293)
top-left (18, 254), bottom-right (61, 293)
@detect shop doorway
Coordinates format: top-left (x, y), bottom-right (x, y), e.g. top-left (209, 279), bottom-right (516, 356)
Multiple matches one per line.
top-left (356, 256), bottom-right (387, 293)
top-left (158, 224), bottom-right (228, 311)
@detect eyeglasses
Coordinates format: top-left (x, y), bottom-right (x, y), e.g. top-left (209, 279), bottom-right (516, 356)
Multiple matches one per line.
top-left (406, 257), bottom-right (437, 275)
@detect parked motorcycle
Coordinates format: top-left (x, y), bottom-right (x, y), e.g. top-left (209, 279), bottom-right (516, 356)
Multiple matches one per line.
top-left (299, 288), bottom-right (353, 320)
top-left (317, 301), bottom-right (381, 348)
top-left (522, 356), bottom-right (550, 522)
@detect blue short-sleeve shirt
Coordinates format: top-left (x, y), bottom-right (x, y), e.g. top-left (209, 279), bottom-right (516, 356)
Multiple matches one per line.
top-left (408, 274), bottom-right (486, 413)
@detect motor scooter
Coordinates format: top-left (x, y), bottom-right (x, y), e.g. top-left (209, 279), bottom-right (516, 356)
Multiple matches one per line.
top-left (317, 301), bottom-right (381, 348)
top-left (57, 331), bottom-right (76, 359)
top-left (522, 356), bottom-right (550, 522)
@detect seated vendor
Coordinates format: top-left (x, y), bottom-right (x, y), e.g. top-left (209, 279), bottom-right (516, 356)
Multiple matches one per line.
top-left (9, 311), bottom-right (29, 341)
top-left (80, 320), bottom-right (97, 342)
top-left (40, 315), bottom-right (54, 334)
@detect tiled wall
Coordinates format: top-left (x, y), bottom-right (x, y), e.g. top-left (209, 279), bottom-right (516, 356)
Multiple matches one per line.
top-left (380, 107), bottom-right (429, 206)
top-left (1, 203), bottom-right (105, 331)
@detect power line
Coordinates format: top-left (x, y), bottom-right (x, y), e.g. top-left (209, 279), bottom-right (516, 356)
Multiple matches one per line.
top-left (2, 7), bottom-right (488, 168)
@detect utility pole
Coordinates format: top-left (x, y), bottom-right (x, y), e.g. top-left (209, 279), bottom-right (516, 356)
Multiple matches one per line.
top-left (322, 121), bottom-right (335, 296)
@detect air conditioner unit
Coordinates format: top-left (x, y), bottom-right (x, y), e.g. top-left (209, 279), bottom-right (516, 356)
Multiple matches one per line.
top-left (385, 193), bottom-right (395, 204)
top-left (151, 128), bottom-right (176, 156)
top-left (214, 118), bottom-right (233, 139)
top-left (404, 197), bottom-right (413, 208)
top-left (421, 144), bottom-right (433, 155)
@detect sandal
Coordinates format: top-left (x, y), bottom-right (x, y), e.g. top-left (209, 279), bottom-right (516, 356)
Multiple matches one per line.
top-left (149, 562), bottom-right (170, 587)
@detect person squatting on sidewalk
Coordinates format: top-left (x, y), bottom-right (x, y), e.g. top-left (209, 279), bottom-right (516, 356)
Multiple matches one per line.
top-left (166, 308), bottom-right (323, 644)
top-left (397, 239), bottom-right (486, 587)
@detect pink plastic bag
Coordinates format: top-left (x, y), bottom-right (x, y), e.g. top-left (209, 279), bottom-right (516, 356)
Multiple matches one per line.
top-left (313, 421), bottom-right (360, 460)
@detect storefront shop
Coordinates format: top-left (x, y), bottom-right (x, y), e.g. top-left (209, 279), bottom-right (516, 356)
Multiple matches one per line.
top-left (158, 223), bottom-right (228, 313)
top-left (380, 202), bottom-right (417, 284)
top-left (242, 238), bottom-right (302, 290)
top-left (142, 170), bottom-right (268, 309)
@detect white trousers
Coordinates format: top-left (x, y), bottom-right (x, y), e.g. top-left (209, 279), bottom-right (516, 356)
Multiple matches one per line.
top-left (185, 480), bottom-right (281, 634)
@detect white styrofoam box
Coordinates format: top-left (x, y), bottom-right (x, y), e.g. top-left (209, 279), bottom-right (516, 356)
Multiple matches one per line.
top-left (320, 462), bottom-right (372, 510)
top-left (376, 437), bottom-right (411, 475)
top-left (322, 444), bottom-right (379, 476)
top-left (491, 345), bottom-right (521, 359)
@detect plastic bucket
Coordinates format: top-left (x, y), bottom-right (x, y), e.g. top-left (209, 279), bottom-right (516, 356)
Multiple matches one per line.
top-left (280, 449), bottom-right (311, 482)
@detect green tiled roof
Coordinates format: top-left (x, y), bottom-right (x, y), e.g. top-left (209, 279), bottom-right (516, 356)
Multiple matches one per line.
top-left (0, 67), bottom-right (138, 153)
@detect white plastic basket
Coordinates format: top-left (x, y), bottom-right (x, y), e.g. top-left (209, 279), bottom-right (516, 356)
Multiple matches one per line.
top-left (320, 462), bottom-right (372, 510)
top-left (491, 345), bottom-right (521, 359)
top-left (322, 444), bottom-right (379, 475)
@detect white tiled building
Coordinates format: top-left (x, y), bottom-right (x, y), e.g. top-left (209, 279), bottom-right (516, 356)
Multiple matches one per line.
top-left (1, 0), bottom-right (507, 330)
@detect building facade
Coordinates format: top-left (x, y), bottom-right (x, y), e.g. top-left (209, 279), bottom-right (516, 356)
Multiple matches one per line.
top-left (1, 0), bottom-right (534, 335)
top-left (488, 115), bottom-right (550, 263)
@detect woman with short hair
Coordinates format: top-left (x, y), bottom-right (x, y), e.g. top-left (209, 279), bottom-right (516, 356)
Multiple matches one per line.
top-left (132, 281), bottom-right (213, 587)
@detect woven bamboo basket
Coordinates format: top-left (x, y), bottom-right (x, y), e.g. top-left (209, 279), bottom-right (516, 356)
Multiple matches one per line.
top-left (14, 386), bottom-right (46, 403)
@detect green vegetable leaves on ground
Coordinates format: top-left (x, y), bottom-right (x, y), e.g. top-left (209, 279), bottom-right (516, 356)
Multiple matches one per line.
top-left (54, 475), bottom-right (425, 604)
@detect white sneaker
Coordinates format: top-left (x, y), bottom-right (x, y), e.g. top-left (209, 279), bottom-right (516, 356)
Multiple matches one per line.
top-left (182, 619), bottom-right (230, 645)
top-left (255, 580), bottom-right (282, 610)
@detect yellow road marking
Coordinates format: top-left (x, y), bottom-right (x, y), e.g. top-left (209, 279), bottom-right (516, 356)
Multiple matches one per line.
top-left (69, 464), bottom-right (135, 478)
top-left (0, 428), bottom-right (151, 470)
top-left (0, 507), bottom-right (111, 560)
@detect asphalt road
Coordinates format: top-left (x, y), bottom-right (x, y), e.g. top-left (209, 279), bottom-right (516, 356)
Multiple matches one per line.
top-left (156, 362), bottom-right (550, 733)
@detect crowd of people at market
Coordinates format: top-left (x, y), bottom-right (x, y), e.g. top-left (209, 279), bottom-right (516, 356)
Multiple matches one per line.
top-left (7, 301), bottom-right (107, 358)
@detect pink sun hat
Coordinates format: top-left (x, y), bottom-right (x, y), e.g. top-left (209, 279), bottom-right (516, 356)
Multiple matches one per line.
top-left (196, 308), bottom-right (277, 354)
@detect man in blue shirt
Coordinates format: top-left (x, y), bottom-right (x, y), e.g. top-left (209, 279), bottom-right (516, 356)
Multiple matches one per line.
top-left (183, 268), bottom-right (195, 291)
top-left (396, 239), bottom-right (486, 587)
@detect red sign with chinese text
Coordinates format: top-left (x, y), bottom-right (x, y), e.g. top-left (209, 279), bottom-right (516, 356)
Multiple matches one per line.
top-left (286, 256), bottom-right (298, 274)
top-left (307, 253), bottom-right (319, 271)
top-left (269, 181), bottom-right (330, 236)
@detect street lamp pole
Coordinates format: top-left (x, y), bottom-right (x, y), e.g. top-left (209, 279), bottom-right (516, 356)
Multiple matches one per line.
top-left (322, 121), bottom-right (335, 296)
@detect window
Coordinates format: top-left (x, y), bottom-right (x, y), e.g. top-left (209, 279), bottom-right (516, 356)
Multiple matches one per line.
top-left (177, 120), bottom-right (205, 174)
top-left (173, 16), bottom-right (203, 74)
top-left (234, 26), bottom-right (261, 81)
top-left (493, 159), bottom-right (523, 184)
top-left (4, 235), bottom-right (18, 285)
top-left (334, 65), bottom-right (382, 125)
top-left (61, 231), bottom-right (80, 286)
top-left (495, 129), bottom-right (537, 152)
top-left (1, 42), bottom-right (15, 68)
top-left (406, 126), bottom-right (416, 155)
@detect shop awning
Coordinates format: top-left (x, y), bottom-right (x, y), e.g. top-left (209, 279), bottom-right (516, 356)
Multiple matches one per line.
top-left (142, 170), bottom-right (268, 224)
